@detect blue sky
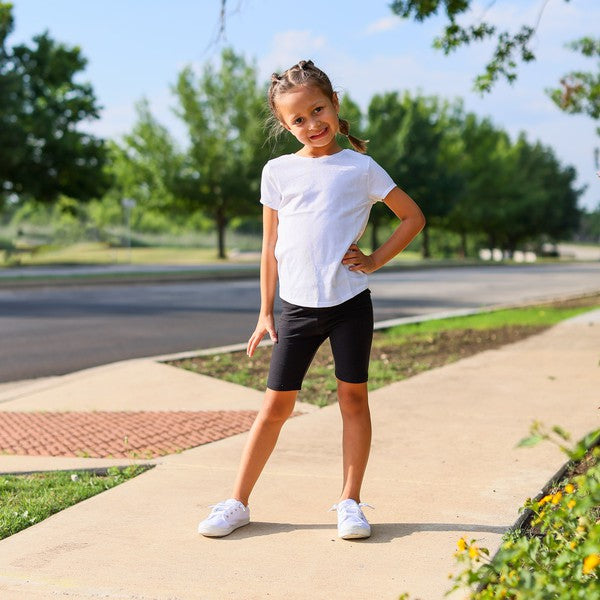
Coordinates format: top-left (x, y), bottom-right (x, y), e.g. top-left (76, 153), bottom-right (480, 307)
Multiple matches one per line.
top-left (10, 0), bottom-right (600, 210)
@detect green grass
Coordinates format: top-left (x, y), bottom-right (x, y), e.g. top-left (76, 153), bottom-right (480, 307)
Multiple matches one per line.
top-left (2, 241), bottom-right (424, 268)
top-left (380, 304), bottom-right (595, 342)
top-left (0, 466), bottom-right (150, 540)
top-left (2, 241), bottom-right (258, 266)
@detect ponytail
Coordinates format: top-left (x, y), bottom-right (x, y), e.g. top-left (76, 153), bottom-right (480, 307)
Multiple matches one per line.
top-left (338, 117), bottom-right (368, 154)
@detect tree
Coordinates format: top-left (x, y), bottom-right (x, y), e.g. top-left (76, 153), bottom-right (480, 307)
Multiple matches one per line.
top-left (173, 48), bottom-right (266, 258)
top-left (576, 205), bottom-right (600, 243)
top-left (462, 132), bottom-right (581, 253)
top-left (0, 2), bottom-right (108, 207)
top-left (389, 0), bottom-right (569, 93)
top-left (108, 99), bottom-right (184, 231)
top-left (548, 37), bottom-right (600, 134)
top-left (444, 112), bottom-right (511, 254)
top-left (506, 135), bottom-right (581, 250)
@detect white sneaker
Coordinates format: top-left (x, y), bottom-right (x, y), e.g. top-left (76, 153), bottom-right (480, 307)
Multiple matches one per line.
top-left (329, 499), bottom-right (373, 539)
top-left (198, 499), bottom-right (250, 537)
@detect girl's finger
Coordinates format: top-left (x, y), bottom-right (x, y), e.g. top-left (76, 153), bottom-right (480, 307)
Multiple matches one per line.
top-left (248, 339), bottom-right (259, 357)
top-left (246, 333), bottom-right (256, 355)
top-left (247, 331), bottom-right (262, 357)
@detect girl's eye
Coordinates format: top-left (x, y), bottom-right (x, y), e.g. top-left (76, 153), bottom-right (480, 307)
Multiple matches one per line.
top-left (293, 117), bottom-right (303, 125)
top-left (314, 107), bottom-right (323, 113)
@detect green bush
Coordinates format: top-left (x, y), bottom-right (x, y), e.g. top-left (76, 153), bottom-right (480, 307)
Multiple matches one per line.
top-left (448, 423), bottom-right (600, 599)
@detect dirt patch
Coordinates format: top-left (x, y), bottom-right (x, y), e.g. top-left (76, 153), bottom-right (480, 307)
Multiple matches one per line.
top-left (169, 293), bottom-right (599, 407)
top-left (170, 324), bottom-right (545, 407)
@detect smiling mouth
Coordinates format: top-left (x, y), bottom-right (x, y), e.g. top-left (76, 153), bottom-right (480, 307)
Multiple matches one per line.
top-left (309, 127), bottom-right (328, 140)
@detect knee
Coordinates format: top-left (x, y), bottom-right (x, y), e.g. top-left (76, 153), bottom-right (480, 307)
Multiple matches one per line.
top-left (259, 391), bottom-right (296, 424)
top-left (337, 384), bottom-right (369, 418)
top-left (260, 404), bottom-right (292, 424)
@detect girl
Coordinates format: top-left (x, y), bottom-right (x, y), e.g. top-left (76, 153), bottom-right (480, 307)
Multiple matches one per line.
top-left (198, 60), bottom-right (425, 540)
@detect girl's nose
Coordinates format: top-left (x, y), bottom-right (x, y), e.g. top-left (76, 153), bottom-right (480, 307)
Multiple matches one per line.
top-left (309, 116), bottom-right (322, 129)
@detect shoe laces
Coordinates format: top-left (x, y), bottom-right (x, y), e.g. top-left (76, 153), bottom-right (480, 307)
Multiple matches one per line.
top-left (328, 501), bottom-right (374, 517)
top-left (208, 500), bottom-right (246, 519)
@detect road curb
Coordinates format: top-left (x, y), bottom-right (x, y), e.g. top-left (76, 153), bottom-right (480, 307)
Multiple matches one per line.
top-left (0, 268), bottom-right (260, 289)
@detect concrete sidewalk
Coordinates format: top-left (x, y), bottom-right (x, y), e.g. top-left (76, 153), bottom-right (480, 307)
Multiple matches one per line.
top-left (0, 310), bottom-right (599, 599)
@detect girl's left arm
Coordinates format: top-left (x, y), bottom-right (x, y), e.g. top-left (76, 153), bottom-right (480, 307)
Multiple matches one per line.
top-left (342, 186), bottom-right (426, 274)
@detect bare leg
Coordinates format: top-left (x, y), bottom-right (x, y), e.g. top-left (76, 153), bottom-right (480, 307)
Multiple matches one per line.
top-left (337, 380), bottom-right (372, 503)
top-left (231, 388), bottom-right (297, 506)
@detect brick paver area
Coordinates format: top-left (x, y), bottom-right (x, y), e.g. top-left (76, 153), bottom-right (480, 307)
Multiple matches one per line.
top-left (0, 411), bottom-right (260, 458)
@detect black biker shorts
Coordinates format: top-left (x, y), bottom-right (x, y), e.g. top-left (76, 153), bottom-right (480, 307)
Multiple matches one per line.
top-left (267, 289), bottom-right (374, 392)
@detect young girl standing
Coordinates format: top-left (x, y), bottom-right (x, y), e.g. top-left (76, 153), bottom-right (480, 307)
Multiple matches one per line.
top-left (198, 60), bottom-right (425, 540)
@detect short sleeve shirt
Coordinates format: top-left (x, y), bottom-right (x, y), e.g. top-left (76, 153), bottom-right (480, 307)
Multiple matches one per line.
top-left (260, 149), bottom-right (396, 308)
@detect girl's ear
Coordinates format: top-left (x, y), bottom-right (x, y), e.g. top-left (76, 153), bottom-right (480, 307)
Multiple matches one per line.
top-left (332, 92), bottom-right (340, 113)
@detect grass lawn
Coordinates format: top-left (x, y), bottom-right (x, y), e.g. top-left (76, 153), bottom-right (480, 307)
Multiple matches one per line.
top-left (3, 242), bottom-right (247, 266)
top-left (0, 465), bottom-right (150, 540)
top-left (168, 294), bottom-right (600, 407)
top-left (2, 241), bottom-right (427, 267)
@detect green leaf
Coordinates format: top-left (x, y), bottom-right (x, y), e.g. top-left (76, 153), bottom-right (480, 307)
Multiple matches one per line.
top-left (552, 425), bottom-right (572, 441)
top-left (517, 434), bottom-right (544, 448)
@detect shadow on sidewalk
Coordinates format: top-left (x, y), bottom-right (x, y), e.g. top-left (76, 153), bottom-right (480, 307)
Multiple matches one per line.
top-left (205, 521), bottom-right (510, 543)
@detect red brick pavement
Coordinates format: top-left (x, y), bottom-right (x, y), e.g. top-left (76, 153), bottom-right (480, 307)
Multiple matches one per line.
top-left (0, 411), bottom-right (262, 459)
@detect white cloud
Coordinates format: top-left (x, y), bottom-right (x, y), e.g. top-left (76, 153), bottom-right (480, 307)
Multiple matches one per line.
top-left (259, 30), bottom-right (327, 79)
top-left (364, 16), bottom-right (404, 36)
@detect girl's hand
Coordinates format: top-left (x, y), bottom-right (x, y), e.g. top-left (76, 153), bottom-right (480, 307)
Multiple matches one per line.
top-left (342, 244), bottom-right (377, 274)
top-left (247, 314), bottom-right (277, 357)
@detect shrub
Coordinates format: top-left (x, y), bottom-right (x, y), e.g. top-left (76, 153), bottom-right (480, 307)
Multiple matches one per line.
top-left (448, 423), bottom-right (600, 599)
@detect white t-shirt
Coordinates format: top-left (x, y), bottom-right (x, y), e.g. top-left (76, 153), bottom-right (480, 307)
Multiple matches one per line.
top-left (260, 148), bottom-right (396, 308)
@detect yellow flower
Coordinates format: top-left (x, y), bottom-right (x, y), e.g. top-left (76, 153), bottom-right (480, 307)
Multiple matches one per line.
top-left (457, 537), bottom-right (467, 552)
top-left (577, 525), bottom-right (586, 533)
top-left (469, 544), bottom-right (479, 559)
top-left (568, 500), bottom-right (576, 509)
top-left (570, 541), bottom-right (577, 549)
top-left (539, 495), bottom-right (552, 506)
top-left (551, 491), bottom-right (562, 504)
top-left (583, 554), bottom-right (600, 575)
top-left (565, 483), bottom-right (575, 494)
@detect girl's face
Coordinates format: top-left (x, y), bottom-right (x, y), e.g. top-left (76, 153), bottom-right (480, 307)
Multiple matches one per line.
top-left (275, 85), bottom-right (341, 157)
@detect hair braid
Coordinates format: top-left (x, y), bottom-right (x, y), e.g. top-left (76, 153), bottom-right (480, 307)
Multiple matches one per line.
top-left (338, 117), bottom-right (368, 154)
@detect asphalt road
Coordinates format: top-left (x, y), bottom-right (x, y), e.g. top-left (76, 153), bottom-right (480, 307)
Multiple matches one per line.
top-left (1, 262), bottom-right (599, 383)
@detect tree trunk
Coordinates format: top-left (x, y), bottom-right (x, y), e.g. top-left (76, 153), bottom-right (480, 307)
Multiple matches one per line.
top-left (459, 230), bottom-right (467, 258)
top-left (506, 239), bottom-right (517, 259)
top-left (421, 225), bottom-right (431, 259)
top-left (216, 207), bottom-right (227, 259)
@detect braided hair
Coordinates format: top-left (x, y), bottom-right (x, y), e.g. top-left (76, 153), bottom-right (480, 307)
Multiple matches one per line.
top-left (267, 60), bottom-right (368, 153)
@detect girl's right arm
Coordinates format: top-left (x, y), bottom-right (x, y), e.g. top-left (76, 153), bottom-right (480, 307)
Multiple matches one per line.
top-left (246, 205), bottom-right (279, 357)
